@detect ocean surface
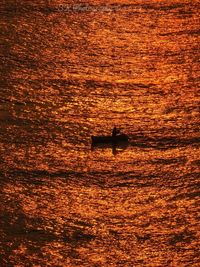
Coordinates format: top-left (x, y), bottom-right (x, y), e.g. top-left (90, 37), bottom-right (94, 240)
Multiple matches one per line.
top-left (0, 1), bottom-right (199, 266)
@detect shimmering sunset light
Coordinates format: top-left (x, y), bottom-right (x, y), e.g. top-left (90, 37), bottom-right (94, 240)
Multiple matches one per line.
top-left (0, 0), bottom-right (199, 266)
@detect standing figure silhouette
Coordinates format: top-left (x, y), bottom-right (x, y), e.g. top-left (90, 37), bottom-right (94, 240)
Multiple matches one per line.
top-left (112, 126), bottom-right (120, 137)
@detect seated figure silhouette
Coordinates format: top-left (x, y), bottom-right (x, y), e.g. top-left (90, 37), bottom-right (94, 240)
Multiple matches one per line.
top-left (112, 126), bottom-right (120, 137)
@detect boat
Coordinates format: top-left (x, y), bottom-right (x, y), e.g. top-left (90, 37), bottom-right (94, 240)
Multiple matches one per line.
top-left (91, 134), bottom-right (129, 144)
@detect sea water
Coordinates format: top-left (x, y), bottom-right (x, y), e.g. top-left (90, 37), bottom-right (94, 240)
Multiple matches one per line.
top-left (0, 1), bottom-right (199, 266)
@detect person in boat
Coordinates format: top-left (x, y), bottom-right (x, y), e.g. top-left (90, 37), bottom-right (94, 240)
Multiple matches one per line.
top-left (112, 126), bottom-right (120, 137)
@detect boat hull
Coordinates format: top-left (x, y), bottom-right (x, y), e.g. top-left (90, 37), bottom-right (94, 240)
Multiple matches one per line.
top-left (91, 134), bottom-right (129, 144)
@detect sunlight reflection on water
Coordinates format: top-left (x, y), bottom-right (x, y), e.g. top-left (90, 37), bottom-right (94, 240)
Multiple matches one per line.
top-left (0, 0), bottom-right (199, 266)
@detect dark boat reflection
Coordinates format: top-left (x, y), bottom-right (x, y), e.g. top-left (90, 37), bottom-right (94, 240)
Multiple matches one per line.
top-left (91, 140), bottom-right (129, 155)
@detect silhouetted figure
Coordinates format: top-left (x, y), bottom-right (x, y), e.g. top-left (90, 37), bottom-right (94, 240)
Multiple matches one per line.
top-left (112, 126), bottom-right (120, 137)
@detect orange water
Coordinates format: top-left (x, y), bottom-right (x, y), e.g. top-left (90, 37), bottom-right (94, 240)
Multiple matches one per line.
top-left (0, 1), bottom-right (199, 266)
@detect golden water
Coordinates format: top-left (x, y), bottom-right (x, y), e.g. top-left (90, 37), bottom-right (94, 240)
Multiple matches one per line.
top-left (0, 1), bottom-right (199, 266)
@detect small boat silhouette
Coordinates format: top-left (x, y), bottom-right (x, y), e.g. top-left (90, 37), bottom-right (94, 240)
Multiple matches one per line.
top-left (91, 134), bottom-right (129, 144)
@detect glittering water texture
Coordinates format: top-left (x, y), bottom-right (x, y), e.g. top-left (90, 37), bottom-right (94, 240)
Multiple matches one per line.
top-left (0, 1), bottom-right (199, 266)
